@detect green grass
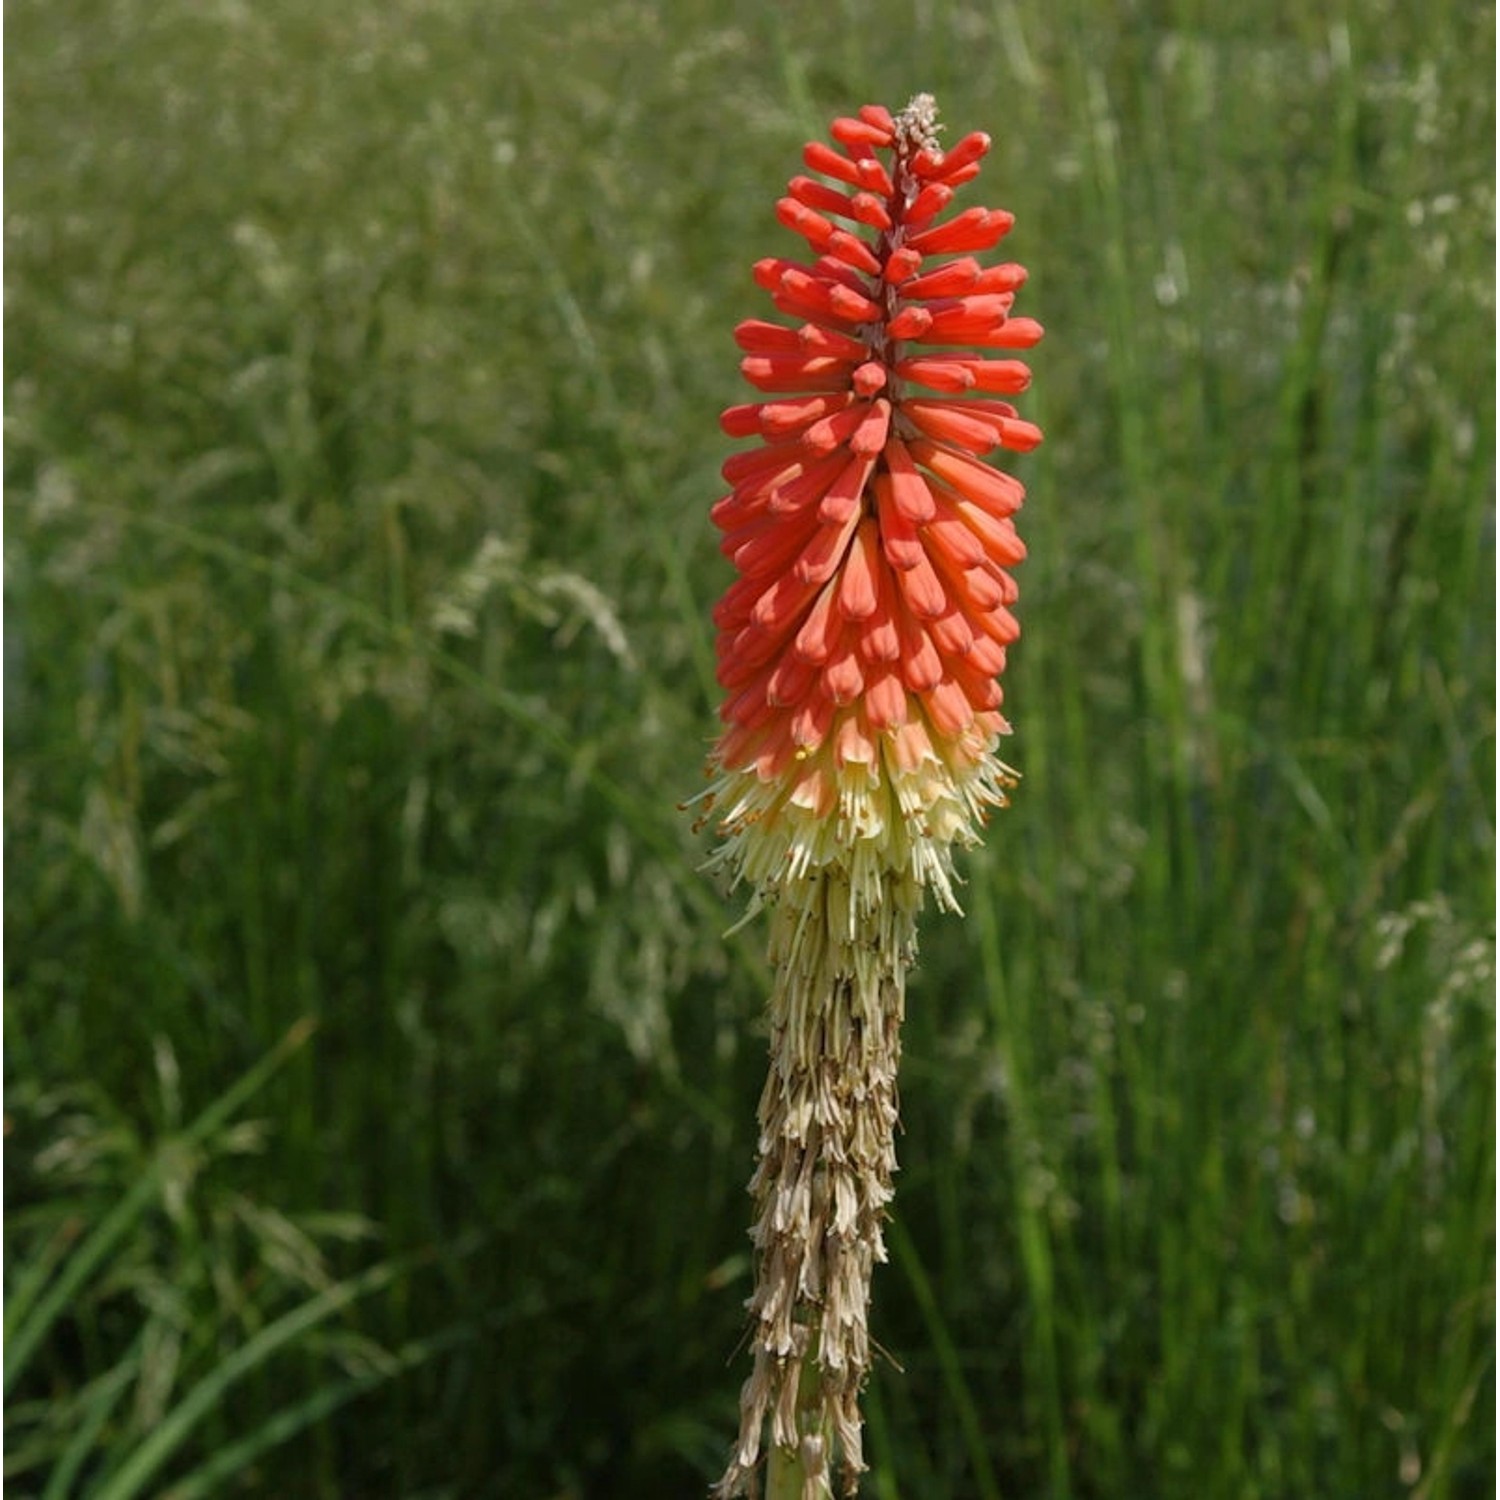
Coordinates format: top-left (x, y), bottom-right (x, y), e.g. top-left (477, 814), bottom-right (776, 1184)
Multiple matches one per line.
top-left (5, 0), bottom-right (1493, 1496)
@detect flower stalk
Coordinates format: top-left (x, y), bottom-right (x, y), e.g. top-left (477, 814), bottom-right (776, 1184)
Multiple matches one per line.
top-left (764, 1339), bottom-right (835, 1500)
top-left (699, 94), bottom-right (1042, 1497)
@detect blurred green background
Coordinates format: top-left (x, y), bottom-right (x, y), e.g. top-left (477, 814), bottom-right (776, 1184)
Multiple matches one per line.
top-left (5, 0), bottom-right (1494, 1496)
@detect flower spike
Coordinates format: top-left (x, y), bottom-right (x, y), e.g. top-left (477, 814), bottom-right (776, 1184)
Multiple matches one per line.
top-left (698, 94), bottom-right (1042, 1499)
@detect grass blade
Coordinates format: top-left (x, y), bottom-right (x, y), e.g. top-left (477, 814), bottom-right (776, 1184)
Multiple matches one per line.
top-left (3, 1017), bottom-right (317, 1398)
top-left (887, 1217), bottom-right (1003, 1500)
top-left (91, 1248), bottom-right (428, 1500)
top-left (156, 1324), bottom-right (475, 1500)
top-left (40, 1337), bottom-right (144, 1500)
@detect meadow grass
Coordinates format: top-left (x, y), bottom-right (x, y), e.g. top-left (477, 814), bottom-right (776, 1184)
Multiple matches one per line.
top-left (5, 0), bottom-right (1494, 1495)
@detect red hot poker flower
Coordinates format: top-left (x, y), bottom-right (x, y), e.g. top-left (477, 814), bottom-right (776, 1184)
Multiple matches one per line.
top-left (703, 96), bottom-right (1042, 1499)
top-left (706, 93), bottom-right (1041, 914)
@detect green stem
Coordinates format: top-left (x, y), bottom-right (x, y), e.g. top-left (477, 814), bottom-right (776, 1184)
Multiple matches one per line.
top-left (765, 1337), bottom-right (833, 1500)
top-left (766, 1443), bottom-right (809, 1500)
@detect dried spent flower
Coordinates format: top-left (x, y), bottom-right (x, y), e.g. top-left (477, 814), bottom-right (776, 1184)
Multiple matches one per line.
top-left (697, 94), bottom-right (1042, 1498)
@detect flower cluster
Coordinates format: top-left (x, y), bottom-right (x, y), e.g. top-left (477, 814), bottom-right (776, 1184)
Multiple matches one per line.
top-left (702, 95), bottom-right (1042, 1499)
top-left (705, 93), bottom-right (1041, 916)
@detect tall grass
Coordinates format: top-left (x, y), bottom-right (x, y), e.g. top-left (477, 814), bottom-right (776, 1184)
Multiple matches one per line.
top-left (5, 0), bottom-right (1493, 1496)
